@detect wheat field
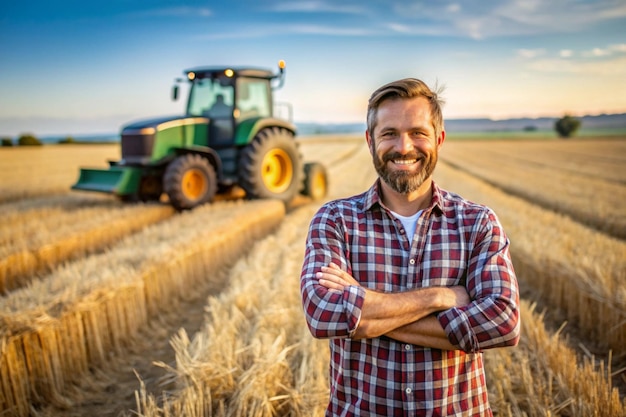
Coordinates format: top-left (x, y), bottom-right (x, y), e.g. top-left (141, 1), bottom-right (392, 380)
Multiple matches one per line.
top-left (0, 136), bottom-right (624, 416)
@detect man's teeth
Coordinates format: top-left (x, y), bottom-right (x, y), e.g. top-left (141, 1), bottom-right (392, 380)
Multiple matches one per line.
top-left (393, 159), bottom-right (417, 165)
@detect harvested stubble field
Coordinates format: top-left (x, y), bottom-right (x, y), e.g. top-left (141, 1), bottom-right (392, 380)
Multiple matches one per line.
top-left (0, 135), bottom-right (624, 416)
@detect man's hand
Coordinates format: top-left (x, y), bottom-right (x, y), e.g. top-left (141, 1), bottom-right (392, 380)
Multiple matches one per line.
top-left (316, 262), bottom-right (359, 292)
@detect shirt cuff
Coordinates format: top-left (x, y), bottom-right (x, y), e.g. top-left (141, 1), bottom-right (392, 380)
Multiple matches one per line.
top-left (344, 285), bottom-right (366, 337)
top-left (437, 307), bottom-right (480, 353)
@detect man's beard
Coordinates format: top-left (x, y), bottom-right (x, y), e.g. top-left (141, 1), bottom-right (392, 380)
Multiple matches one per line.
top-left (372, 149), bottom-right (437, 194)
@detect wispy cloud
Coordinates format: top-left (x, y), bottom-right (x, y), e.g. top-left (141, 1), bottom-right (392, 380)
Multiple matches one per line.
top-left (527, 55), bottom-right (626, 76)
top-left (517, 48), bottom-right (547, 59)
top-left (389, 0), bottom-right (626, 40)
top-left (580, 43), bottom-right (626, 57)
top-left (196, 23), bottom-right (375, 40)
top-left (268, 1), bottom-right (368, 15)
top-left (126, 7), bottom-right (212, 19)
top-left (518, 42), bottom-right (626, 76)
top-left (522, 43), bottom-right (626, 60)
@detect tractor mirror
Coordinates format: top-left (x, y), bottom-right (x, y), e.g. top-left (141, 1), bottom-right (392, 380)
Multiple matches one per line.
top-left (172, 85), bottom-right (179, 101)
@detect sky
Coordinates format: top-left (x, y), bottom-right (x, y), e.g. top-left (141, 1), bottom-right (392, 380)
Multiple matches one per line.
top-left (1, 0), bottom-right (625, 137)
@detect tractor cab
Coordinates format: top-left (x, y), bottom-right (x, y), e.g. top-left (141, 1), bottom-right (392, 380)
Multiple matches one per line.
top-left (174, 65), bottom-right (284, 148)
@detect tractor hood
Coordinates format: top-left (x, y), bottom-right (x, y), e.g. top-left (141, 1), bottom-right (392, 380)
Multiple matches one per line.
top-left (120, 115), bottom-right (210, 164)
top-left (122, 115), bottom-right (209, 135)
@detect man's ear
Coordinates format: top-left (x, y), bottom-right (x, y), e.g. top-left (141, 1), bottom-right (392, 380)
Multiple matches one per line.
top-left (365, 130), bottom-right (373, 153)
top-left (437, 130), bottom-right (446, 150)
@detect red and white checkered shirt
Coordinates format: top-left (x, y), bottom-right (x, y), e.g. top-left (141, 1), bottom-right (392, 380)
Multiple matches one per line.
top-left (300, 180), bottom-right (520, 416)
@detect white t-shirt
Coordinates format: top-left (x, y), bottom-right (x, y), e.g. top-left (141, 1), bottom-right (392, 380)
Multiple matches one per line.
top-left (390, 209), bottom-right (423, 239)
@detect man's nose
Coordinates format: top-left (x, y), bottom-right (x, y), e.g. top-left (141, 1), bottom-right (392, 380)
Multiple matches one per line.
top-left (396, 133), bottom-right (413, 153)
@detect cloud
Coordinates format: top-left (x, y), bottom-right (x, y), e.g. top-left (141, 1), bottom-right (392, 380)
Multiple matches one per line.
top-left (514, 40), bottom-right (626, 76)
top-left (517, 48), bottom-right (547, 59)
top-left (526, 55), bottom-right (626, 76)
top-left (389, 0), bottom-right (626, 40)
top-left (127, 7), bottom-right (212, 18)
top-left (569, 43), bottom-right (626, 58)
top-left (196, 23), bottom-right (375, 40)
top-left (269, 1), bottom-right (367, 15)
top-left (286, 24), bottom-right (372, 36)
top-left (610, 43), bottom-right (626, 52)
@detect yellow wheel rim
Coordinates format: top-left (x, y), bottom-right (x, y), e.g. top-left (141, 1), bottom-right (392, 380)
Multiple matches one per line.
top-left (312, 171), bottom-right (327, 199)
top-left (261, 149), bottom-right (293, 193)
top-left (182, 169), bottom-right (207, 200)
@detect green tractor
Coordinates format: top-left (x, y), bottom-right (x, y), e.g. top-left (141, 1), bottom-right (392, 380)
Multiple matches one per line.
top-left (72, 61), bottom-right (328, 210)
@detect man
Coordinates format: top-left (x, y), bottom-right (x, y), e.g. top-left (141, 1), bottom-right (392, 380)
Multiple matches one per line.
top-left (300, 78), bottom-right (520, 416)
top-left (209, 93), bottom-right (232, 118)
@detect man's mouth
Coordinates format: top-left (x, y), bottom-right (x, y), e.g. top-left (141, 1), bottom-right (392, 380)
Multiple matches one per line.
top-left (391, 158), bottom-right (418, 165)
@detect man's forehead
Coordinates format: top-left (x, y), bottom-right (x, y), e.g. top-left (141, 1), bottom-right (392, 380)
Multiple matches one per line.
top-left (375, 98), bottom-right (434, 128)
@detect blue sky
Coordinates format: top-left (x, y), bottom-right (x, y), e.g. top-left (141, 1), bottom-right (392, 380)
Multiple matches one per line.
top-left (1, 0), bottom-right (625, 136)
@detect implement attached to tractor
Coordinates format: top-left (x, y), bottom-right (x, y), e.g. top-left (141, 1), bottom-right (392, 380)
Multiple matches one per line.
top-left (72, 61), bottom-right (327, 210)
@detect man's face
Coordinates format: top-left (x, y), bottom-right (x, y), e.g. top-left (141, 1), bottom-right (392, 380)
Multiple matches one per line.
top-left (367, 96), bottom-right (444, 194)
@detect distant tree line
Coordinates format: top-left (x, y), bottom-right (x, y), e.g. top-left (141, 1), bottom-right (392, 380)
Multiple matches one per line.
top-left (1, 134), bottom-right (77, 147)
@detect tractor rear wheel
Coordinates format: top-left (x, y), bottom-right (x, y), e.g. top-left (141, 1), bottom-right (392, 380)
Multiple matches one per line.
top-left (302, 162), bottom-right (328, 201)
top-left (164, 154), bottom-right (217, 210)
top-left (238, 127), bottom-right (302, 202)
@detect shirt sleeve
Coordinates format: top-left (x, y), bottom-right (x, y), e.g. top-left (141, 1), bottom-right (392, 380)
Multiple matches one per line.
top-left (300, 203), bottom-right (366, 339)
top-left (437, 208), bottom-right (521, 353)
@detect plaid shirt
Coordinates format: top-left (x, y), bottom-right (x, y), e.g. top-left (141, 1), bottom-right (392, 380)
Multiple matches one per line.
top-left (300, 180), bottom-right (520, 416)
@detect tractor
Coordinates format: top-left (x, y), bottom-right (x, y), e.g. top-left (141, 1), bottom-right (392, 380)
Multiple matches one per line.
top-left (72, 61), bottom-right (328, 210)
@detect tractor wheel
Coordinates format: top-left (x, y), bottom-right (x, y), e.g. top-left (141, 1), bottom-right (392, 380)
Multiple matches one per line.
top-left (164, 154), bottom-right (217, 210)
top-left (238, 127), bottom-right (303, 202)
top-left (302, 162), bottom-right (328, 201)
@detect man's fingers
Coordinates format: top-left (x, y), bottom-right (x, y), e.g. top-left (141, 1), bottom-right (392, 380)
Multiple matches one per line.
top-left (328, 262), bottom-right (342, 271)
top-left (318, 278), bottom-right (344, 292)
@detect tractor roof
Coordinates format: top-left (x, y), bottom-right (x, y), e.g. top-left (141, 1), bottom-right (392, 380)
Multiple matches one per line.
top-left (183, 66), bottom-right (275, 80)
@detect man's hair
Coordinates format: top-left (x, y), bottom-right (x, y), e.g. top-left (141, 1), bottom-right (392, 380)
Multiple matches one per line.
top-left (367, 78), bottom-right (445, 139)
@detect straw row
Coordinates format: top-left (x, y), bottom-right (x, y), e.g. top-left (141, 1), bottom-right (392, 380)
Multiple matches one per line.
top-left (485, 300), bottom-right (626, 417)
top-left (133, 203), bottom-right (329, 417)
top-left (0, 201), bottom-right (174, 293)
top-left (440, 139), bottom-right (626, 239)
top-left (435, 160), bottom-right (626, 353)
top-left (0, 199), bottom-right (286, 416)
top-left (472, 139), bottom-right (626, 184)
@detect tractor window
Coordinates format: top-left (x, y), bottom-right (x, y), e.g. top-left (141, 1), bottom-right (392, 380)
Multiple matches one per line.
top-left (187, 78), bottom-right (234, 118)
top-left (236, 78), bottom-right (271, 119)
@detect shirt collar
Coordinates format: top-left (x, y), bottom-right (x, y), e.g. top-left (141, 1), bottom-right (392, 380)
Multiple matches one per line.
top-left (362, 179), bottom-right (445, 215)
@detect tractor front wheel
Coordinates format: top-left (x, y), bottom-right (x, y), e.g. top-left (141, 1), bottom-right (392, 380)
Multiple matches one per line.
top-left (238, 127), bottom-right (303, 203)
top-left (164, 154), bottom-right (217, 210)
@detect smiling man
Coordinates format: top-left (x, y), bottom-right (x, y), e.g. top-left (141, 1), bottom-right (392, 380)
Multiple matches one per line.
top-left (300, 78), bottom-right (520, 416)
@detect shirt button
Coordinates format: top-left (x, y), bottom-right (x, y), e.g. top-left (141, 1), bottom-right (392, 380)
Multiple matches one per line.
top-left (404, 344), bottom-right (411, 351)
top-left (405, 387), bottom-right (412, 394)
top-left (409, 259), bottom-right (415, 265)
